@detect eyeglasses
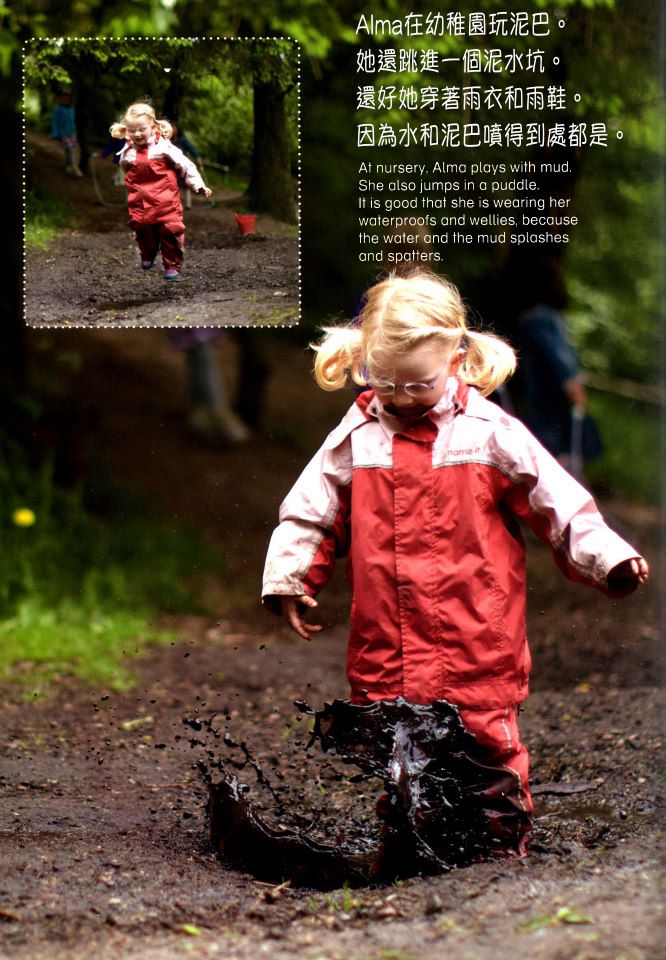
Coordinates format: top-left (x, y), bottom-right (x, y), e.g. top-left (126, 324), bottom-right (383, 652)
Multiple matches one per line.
top-left (369, 361), bottom-right (450, 399)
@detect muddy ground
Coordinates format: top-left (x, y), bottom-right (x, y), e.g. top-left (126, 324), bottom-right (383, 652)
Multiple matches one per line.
top-left (0, 329), bottom-right (664, 960)
top-left (24, 132), bottom-right (299, 328)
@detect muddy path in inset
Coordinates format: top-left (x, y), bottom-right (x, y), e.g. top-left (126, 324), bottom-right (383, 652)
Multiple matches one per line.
top-left (0, 328), bottom-right (663, 959)
top-left (24, 132), bottom-right (299, 328)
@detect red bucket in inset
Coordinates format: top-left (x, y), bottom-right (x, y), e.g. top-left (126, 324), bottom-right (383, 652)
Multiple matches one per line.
top-left (234, 213), bottom-right (257, 236)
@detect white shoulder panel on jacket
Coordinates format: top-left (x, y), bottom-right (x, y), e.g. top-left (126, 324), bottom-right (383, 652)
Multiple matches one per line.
top-left (463, 388), bottom-right (513, 423)
top-left (322, 401), bottom-right (368, 451)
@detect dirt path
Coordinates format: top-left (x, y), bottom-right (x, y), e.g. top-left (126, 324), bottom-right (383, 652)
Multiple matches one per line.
top-left (1, 328), bottom-right (663, 959)
top-left (24, 132), bottom-right (299, 328)
top-left (1, 635), bottom-right (663, 960)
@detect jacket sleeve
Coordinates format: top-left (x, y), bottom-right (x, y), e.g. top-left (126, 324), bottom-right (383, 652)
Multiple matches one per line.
top-left (165, 142), bottom-right (206, 192)
top-left (262, 431), bottom-right (353, 613)
top-left (493, 417), bottom-right (642, 598)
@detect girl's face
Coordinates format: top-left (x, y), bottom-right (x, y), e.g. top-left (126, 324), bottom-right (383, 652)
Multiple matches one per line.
top-left (126, 115), bottom-right (154, 146)
top-left (370, 340), bottom-right (462, 420)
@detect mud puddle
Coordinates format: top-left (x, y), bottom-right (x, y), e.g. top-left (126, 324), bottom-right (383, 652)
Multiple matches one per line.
top-left (190, 697), bottom-right (533, 889)
top-left (97, 295), bottom-right (167, 312)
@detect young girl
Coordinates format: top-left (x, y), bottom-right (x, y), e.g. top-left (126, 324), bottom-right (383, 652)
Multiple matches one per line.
top-left (262, 270), bottom-right (648, 854)
top-left (110, 102), bottom-right (212, 280)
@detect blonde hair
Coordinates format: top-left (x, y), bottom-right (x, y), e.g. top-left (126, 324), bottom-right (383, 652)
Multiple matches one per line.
top-left (110, 101), bottom-right (173, 140)
top-left (312, 271), bottom-right (516, 397)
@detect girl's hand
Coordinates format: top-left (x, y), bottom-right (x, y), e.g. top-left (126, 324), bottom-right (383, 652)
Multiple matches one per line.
top-left (280, 595), bottom-right (322, 640)
top-left (199, 186), bottom-right (212, 198)
top-left (607, 557), bottom-right (649, 594)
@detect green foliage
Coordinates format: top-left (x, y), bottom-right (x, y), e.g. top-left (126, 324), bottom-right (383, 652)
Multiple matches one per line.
top-left (101, 0), bottom-right (177, 36)
top-left (516, 904), bottom-right (593, 933)
top-left (323, 880), bottom-right (358, 913)
top-left (567, 103), bottom-right (663, 384)
top-left (224, 38), bottom-right (299, 92)
top-left (176, 0), bottom-right (351, 57)
top-left (24, 186), bottom-right (72, 249)
top-left (0, 598), bottom-right (170, 691)
top-left (0, 439), bottom-right (220, 689)
top-left (584, 391), bottom-right (660, 503)
top-left (23, 37), bottom-right (298, 180)
top-left (180, 73), bottom-right (254, 172)
top-left (23, 37), bottom-right (196, 90)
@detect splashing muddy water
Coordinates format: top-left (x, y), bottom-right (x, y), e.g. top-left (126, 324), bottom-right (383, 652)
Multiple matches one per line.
top-left (192, 697), bottom-right (530, 889)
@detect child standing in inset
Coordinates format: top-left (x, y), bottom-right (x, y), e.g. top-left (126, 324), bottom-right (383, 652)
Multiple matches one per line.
top-left (262, 271), bottom-right (648, 855)
top-left (51, 90), bottom-right (82, 177)
top-left (110, 102), bottom-right (212, 281)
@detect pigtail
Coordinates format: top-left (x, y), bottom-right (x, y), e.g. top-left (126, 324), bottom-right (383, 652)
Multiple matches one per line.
top-left (109, 121), bottom-right (127, 139)
top-left (156, 118), bottom-right (173, 139)
top-left (312, 326), bottom-right (364, 391)
top-left (460, 329), bottom-right (516, 396)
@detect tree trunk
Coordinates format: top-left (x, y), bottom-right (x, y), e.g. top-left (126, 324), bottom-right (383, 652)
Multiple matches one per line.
top-left (163, 64), bottom-right (186, 123)
top-left (70, 51), bottom-right (95, 175)
top-left (247, 80), bottom-right (296, 223)
top-left (233, 329), bottom-right (271, 428)
top-left (75, 84), bottom-right (91, 174)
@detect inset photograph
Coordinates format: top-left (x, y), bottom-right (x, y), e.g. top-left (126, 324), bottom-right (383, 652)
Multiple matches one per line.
top-left (23, 37), bottom-right (299, 327)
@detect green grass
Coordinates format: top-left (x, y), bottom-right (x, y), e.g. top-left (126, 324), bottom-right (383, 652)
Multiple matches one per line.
top-left (583, 390), bottom-right (661, 503)
top-left (209, 167), bottom-right (247, 194)
top-left (0, 439), bottom-right (221, 691)
top-left (24, 187), bottom-right (72, 249)
top-left (0, 598), bottom-right (173, 692)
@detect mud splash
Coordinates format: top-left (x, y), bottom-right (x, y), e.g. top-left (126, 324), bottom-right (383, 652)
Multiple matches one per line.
top-left (193, 698), bottom-right (530, 889)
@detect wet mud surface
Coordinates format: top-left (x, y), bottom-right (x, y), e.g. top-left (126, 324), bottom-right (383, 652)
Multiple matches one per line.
top-left (1, 328), bottom-right (663, 959)
top-left (204, 698), bottom-right (530, 888)
top-left (24, 132), bottom-right (298, 328)
top-left (1, 636), bottom-right (663, 960)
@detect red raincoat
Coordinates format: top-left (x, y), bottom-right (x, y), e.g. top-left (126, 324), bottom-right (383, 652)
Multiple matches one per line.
top-left (118, 132), bottom-right (205, 229)
top-left (263, 379), bottom-right (640, 710)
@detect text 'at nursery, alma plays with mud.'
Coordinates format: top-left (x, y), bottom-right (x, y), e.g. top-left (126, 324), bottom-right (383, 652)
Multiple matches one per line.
top-left (262, 270), bottom-right (649, 855)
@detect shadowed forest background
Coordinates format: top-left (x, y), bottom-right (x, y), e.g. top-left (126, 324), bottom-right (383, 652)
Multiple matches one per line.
top-left (0, 1), bottom-right (663, 959)
top-left (3, 0), bottom-right (661, 650)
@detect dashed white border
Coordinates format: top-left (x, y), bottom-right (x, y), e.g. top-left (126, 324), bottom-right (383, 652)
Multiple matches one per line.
top-left (22, 36), bottom-right (302, 330)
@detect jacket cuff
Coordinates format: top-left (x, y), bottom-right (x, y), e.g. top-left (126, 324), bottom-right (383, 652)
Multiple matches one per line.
top-left (261, 580), bottom-right (313, 615)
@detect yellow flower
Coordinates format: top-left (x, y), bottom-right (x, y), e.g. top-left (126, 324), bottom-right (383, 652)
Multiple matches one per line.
top-left (12, 508), bottom-right (36, 527)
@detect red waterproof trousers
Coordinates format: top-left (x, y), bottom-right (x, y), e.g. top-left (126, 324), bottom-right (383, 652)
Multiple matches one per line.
top-left (131, 219), bottom-right (185, 270)
top-left (459, 704), bottom-right (533, 853)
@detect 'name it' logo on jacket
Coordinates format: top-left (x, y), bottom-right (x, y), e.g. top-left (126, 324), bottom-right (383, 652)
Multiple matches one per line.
top-left (447, 445), bottom-right (482, 457)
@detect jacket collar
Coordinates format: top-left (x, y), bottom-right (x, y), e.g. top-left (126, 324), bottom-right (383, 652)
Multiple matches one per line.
top-left (357, 378), bottom-right (470, 443)
top-left (118, 130), bottom-right (160, 158)
top-left (359, 377), bottom-right (468, 422)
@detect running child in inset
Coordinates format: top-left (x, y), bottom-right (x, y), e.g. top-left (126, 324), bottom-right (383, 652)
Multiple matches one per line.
top-left (110, 102), bottom-right (212, 281)
top-left (262, 270), bottom-right (649, 855)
